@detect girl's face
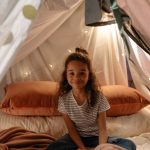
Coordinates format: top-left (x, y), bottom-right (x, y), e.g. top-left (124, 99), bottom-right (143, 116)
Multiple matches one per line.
top-left (66, 60), bottom-right (89, 91)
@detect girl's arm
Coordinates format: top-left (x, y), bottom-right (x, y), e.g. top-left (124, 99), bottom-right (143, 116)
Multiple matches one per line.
top-left (63, 113), bottom-right (87, 150)
top-left (97, 111), bottom-right (108, 144)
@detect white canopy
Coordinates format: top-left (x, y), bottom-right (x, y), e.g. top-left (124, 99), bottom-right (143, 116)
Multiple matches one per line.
top-left (0, 0), bottom-right (150, 101)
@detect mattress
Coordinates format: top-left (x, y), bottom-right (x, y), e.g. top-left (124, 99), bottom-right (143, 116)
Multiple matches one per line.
top-left (0, 105), bottom-right (150, 150)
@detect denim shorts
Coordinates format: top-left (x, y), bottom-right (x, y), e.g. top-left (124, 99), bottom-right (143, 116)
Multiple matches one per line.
top-left (47, 134), bottom-right (136, 150)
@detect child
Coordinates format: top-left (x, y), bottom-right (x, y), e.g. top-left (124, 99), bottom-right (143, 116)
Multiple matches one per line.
top-left (47, 48), bottom-right (136, 150)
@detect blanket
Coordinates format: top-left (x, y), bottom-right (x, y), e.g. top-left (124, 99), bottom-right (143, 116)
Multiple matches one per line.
top-left (0, 127), bottom-right (55, 150)
top-left (95, 144), bottom-right (126, 150)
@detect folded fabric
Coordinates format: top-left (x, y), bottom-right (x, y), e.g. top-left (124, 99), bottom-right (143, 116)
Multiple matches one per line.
top-left (0, 127), bottom-right (55, 150)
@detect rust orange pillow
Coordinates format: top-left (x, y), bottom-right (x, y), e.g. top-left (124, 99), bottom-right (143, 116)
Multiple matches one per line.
top-left (102, 85), bottom-right (150, 117)
top-left (1, 82), bottom-right (149, 117)
top-left (0, 81), bottom-right (61, 116)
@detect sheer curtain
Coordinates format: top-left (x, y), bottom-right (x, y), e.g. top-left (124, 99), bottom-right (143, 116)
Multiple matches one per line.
top-left (124, 33), bottom-right (150, 101)
top-left (0, 0), bottom-right (42, 82)
top-left (0, 1), bottom-right (128, 99)
top-left (92, 24), bottom-right (128, 86)
top-left (1, 0), bottom-right (147, 100)
top-left (117, 0), bottom-right (150, 48)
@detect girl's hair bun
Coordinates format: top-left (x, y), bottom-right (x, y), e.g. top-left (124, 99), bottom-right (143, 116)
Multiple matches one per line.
top-left (75, 47), bottom-right (88, 55)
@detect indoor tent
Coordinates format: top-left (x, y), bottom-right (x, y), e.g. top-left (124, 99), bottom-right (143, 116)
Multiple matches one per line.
top-left (0, 0), bottom-right (150, 149)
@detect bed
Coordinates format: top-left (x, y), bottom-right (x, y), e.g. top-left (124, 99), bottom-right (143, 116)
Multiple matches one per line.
top-left (0, 81), bottom-right (150, 150)
top-left (0, 106), bottom-right (150, 150)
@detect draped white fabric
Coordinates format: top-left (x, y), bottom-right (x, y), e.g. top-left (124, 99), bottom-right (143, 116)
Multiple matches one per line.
top-left (0, 0), bottom-right (42, 82)
top-left (0, 0), bottom-right (149, 100)
top-left (92, 25), bottom-right (128, 86)
top-left (124, 33), bottom-right (150, 101)
top-left (116, 0), bottom-right (150, 47)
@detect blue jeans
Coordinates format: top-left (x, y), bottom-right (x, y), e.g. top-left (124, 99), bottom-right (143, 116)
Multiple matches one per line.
top-left (46, 134), bottom-right (136, 150)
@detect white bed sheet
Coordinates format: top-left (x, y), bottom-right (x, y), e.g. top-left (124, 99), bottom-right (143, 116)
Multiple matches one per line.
top-left (107, 106), bottom-right (150, 137)
top-left (0, 110), bottom-right (68, 138)
top-left (0, 105), bottom-right (150, 150)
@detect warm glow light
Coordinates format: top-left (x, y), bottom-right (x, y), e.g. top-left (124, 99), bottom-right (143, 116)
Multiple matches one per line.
top-left (84, 30), bottom-right (88, 33)
top-left (49, 64), bottom-right (53, 68)
top-left (24, 71), bottom-right (31, 77)
top-left (122, 53), bottom-right (125, 56)
top-left (96, 24), bottom-right (117, 38)
top-left (68, 49), bottom-right (72, 53)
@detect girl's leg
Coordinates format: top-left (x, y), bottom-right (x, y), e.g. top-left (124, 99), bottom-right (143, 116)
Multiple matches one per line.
top-left (107, 136), bottom-right (136, 150)
top-left (46, 134), bottom-right (77, 150)
top-left (81, 136), bottom-right (99, 148)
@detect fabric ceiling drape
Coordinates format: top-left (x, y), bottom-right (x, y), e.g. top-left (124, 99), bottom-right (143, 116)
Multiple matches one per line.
top-left (124, 33), bottom-right (150, 101)
top-left (0, 0), bottom-right (149, 101)
top-left (116, 0), bottom-right (150, 50)
top-left (0, 0), bottom-right (42, 82)
top-left (0, 0), bottom-right (128, 99)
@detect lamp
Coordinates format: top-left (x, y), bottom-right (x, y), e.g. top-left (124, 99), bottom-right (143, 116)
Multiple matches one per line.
top-left (85, 0), bottom-right (116, 26)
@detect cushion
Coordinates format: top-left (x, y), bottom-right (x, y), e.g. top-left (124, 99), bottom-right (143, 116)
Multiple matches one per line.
top-left (1, 82), bottom-right (149, 117)
top-left (0, 81), bottom-right (61, 116)
top-left (102, 85), bottom-right (150, 117)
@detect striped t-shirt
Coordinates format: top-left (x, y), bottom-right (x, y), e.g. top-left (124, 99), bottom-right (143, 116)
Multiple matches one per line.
top-left (58, 90), bottom-right (110, 137)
